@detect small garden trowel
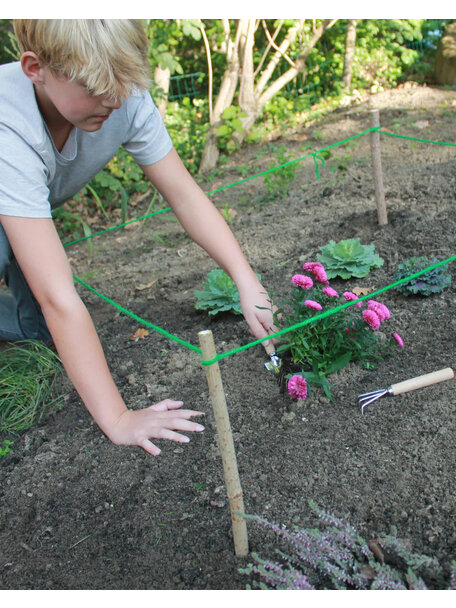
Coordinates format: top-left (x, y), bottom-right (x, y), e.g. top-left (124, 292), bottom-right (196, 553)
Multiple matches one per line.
top-left (358, 367), bottom-right (454, 414)
top-left (264, 342), bottom-right (281, 374)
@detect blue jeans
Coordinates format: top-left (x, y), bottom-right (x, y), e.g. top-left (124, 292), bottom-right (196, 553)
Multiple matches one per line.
top-left (0, 224), bottom-right (52, 342)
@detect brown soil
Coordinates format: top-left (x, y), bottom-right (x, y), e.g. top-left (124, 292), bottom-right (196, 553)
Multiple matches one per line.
top-left (1, 84), bottom-right (456, 590)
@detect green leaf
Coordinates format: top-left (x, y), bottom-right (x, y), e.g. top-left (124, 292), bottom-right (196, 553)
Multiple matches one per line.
top-left (317, 238), bottom-right (384, 280)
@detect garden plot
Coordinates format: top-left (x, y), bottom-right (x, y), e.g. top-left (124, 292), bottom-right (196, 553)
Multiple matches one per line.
top-left (0, 85), bottom-right (456, 590)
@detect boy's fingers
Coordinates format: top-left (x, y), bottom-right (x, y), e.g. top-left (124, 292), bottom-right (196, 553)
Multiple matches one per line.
top-left (140, 439), bottom-right (161, 456)
top-left (149, 399), bottom-right (184, 412)
top-left (149, 400), bottom-right (204, 418)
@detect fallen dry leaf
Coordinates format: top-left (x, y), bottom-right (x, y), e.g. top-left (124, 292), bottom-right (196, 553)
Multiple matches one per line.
top-left (352, 286), bottom-right (376, 296)
top-left (135, 280), bottom-right (157, 291)
top-left (129, 328), bottom-right (149, 341)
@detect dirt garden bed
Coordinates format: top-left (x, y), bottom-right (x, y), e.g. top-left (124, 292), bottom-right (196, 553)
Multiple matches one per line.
top-left (1, 84), bottom-right (456, 590)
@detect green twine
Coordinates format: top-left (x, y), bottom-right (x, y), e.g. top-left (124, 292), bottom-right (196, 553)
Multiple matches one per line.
top-left (73, 276), bottom-right (202, 354)
top-left (378, 129), bottom-right (456, 147)
top-left (312, 152), bottom-right (326, 179)
top-left (64, 127), bottom-right (383, 246)
top-left (199, 255), bottom-right (456, 366)
top-left (67, 125), bottom-right (456, 366)
top-left (74, 256), bottom-right (455, 367)
top-left (63, 127), bottom-right (455, 247)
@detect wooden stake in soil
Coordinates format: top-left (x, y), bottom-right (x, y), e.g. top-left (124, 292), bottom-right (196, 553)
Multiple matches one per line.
top-left (369, 109), bottom-right (388, 225)
top-left (198, 329), bottom-right (249, 557)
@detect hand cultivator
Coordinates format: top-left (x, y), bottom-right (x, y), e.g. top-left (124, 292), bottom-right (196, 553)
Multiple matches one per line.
top-left (264, 342), bottom-right (281, 374)
top-left (359, 367), bottom-right (454, 414)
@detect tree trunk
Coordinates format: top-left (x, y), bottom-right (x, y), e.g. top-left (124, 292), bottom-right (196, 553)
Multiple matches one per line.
top-left (199, 19), bottom-right (337, 173)
top-left (154, 65), bottom-right (171, 119)
top-left (199, 20), bottom-right (243, 174)
top-left (342, 19), bottom-right (358, 91)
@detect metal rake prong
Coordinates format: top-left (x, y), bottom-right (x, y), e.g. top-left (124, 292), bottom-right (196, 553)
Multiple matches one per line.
top-left (359, 389), bottom-right (388, 414)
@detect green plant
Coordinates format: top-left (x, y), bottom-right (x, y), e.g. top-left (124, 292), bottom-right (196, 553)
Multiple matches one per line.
top-left (393, 256), bottom-right (452, 296)
top-left (317, 238), bottom-right (384, 279)
top-left (0, 340), bottom-right (63, 432)
top-left (0, 439), bottom-right (13, 457)
top-left (263, 145), bottom-right (298, 200)
top-left (216, 105), bottom-right (247, 154)
top-left (239, 501), bottom-right (452, 590)
top-left (194, 268), bottom-right (242, 316)
top-left (52, 208), bottom-right (94, 256)
top-left (273, 261), bottom-right (403, 400)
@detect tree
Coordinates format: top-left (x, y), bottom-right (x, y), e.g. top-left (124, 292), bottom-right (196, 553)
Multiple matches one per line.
top-left (145, 19), bottom-right (202, 118)
top-left (342, 19), bottom-right (358, 91)
top-left (199, 19), bottom-right (337, 173)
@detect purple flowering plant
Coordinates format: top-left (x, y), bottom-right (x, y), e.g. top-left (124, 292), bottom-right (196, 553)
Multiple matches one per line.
top-left (239, 501), bottom-right (449, 590)
top-left (272, 261), bottom-right (404, 401)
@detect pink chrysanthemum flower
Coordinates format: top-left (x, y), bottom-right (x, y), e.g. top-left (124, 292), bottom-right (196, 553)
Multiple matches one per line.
top-left (287, 375), bottom-right (308, 400)
top-left (291, 274), bottom-right (314, 289)
top-left (322, 286), bottom-right (339, 298)
top-left (393, 333), bottom-right (404, 347)
top-left (302, 262), bottom-right (329, 285)
top-left (302, 262), bottom-right (325, 273)
top-left (313, 269), bottom-right (329, 286)
top-left (342, 291), bottom-right (362, 308)
top-left (367, 300), bottom-right (390, 322)
top-left (363, 309), bottom-right (381, 331)
top-left (304, 300), bottom-right (323, 311)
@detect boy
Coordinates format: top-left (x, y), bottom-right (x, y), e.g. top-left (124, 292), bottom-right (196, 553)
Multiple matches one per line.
top-left (0, 20), bottom-right (276, 456)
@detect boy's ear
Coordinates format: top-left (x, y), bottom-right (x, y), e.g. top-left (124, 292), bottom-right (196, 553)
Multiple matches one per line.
top-left (20, 51), bottom-right (46, 85)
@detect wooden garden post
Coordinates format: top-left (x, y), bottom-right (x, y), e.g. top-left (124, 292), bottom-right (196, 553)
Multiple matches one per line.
top-left (369, 108), bottom-right (388, 225)
top-left (198, 329), bottom-right (249, 557)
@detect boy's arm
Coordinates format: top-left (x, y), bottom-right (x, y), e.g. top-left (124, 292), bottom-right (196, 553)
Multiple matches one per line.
top-left (141, 149), bottom-right (276, 344)
top-left (0, 215), bottom-right (205, 455)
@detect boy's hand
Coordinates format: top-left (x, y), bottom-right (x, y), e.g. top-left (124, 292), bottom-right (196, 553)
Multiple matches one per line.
top-left (238, 280), bottom-right (279, 347)
top-left (108, 400), bottom-right (205, 456)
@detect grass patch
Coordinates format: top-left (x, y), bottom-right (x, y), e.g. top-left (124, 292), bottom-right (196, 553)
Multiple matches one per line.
top-left (0, 340), bottom-right (63, 432)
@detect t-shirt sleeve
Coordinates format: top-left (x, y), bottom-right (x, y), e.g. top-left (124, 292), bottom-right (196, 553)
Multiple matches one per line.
top-left (0, 125), bottom-right (52, 218)
top-left (122, 91), bottom-right (173, 166)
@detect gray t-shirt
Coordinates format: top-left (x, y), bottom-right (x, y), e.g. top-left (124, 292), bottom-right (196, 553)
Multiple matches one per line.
top-left (0, 62), bottom-right (173, 218)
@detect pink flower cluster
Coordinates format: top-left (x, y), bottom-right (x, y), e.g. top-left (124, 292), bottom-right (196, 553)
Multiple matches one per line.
top-left (362, 300), bottom-right (391, 331)
top-left (287, 375), bottom-right (308, 400)
top-left (342, 291), bottom-right (363, 308)
top-left (322, 286), bottom-right (338, 298)
top-left (302, 262), bottom-right (329, 285)
top-left (305, 300), bottom-right (322, 311)
top-left (293, 260), bottom-right (404, 347)
top-left (291, 274), bottom-right (313, 289)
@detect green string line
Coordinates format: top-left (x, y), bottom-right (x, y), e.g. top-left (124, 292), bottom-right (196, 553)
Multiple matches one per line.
top-left (68, 127), bottom-right (456, 366)
top-left (73, 275), bottom-right (202, 354)
top-left (74, 256), bottom-right (456, 367)
top-left (63, 127), bottom-right (380, 247)
top-left (378, 129), bottom-right (456, 147)
top-left (62, 207), bottom-right (172, 248)
top-left (63, 127), bottom-right (455, 248)
top-left (200, 255), bottom-right (456, 366)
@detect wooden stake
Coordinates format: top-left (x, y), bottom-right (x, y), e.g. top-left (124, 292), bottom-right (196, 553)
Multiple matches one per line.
top-left (198, 329), bottom-right (249, 557)
top-left (369, 109), bottom-right (388, 225)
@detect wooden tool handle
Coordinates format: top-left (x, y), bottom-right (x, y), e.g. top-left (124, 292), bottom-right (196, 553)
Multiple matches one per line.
top-left (264, 342), bottom-right (276, 355)
top-left (391, 367), bottom-right (454, 396)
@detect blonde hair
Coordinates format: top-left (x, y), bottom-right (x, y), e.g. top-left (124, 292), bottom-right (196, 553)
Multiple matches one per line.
top-left (13, 19), bottom-right (151, 100)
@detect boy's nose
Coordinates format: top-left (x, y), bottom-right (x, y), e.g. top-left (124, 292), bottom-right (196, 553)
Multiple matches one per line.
top-left (102, 96), bottom-right (122, 110)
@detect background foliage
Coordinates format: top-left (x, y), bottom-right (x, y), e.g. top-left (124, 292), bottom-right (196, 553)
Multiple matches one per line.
top-left (0, 18), bottom-right (452, 237)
